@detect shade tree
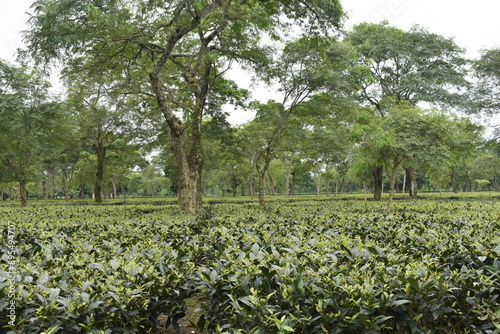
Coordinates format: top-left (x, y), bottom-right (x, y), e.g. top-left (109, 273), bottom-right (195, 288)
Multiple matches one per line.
top-left (25, 0), bottom-right (344, 211)
top-left (346, 22), bottom-right (470, 199)
top-left (0, 60), bottom-right (62, 206)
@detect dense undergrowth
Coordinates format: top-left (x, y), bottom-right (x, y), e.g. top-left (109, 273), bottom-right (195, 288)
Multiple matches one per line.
top-left (1, 193), bottom-right (499, 333)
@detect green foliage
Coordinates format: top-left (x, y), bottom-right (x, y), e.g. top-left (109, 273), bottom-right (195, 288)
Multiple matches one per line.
top-left (471, 47), bottom-right (500, 114)
top-left (346, 21), bottom-right (469, 111)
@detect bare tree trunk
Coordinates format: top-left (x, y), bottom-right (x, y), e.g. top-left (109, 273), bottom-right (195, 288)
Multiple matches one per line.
top-left (121, 184), bottom-right (127, 201)
top-left (19, 180), bottom-right (28, 207)
top-left (284, 160), bottom-right (291, 197)
top-left (267, 170), bottom-right (277, 196)
top-left (43, 175), bottom-right (49, 201)
top-left (387, 166), bottom-right (398, 212)
top-left (451, 170), bottom-right (459, 193)
top-left (373, 166), bottom-right (383, 201)
top-left (316, 173), bottom-right (321, 196)
top-left (406, 167), bottom-right (418, 198)
top-left (402, 169), bottom-right (406, 194)
top-left (230, 173), bottom-right (238, 197)
top-left (249, 163), bottom-right (255, 198)
top-left (363, 181), bottom-right (367, 203)
top-left (258, 169), bottom-right (266, 206)
top-left (94, 140), bottom-right (106, 203)
top-left (111, 182), bottom-right (117, 199)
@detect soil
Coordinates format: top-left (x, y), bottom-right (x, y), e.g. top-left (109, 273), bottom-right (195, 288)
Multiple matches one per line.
top-left (153, 314), bottom-right (202, 334)
top-left (152, 297), bottom-right (206, 334)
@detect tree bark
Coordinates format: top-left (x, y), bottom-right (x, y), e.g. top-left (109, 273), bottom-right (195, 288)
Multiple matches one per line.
top-left (19, 180), bottom-right (28, 207)
top-left (363, 181), bottom-right (367, 202)
top-left (284, 159), bottom-right (291, 197)
top-left (451, 170), bottom-right (459, 193)
top-left (267, 170), bottom-right (277, 196)
top-left (111, 182), bottom-right (117, 199)
top-left (258, 169), bottom-right (266, 206)
top-left (249, 169), bottom-right (255, 198)
top-left (387, 166), bottom-right (398, 212)
top-left (373, 166), bottom-right (384, 201)
top-left (406, 167), bottom-right (418, 198)
top-left (231, 174), bottom-right (238, 197)
top-left (402, 169), bottom-right (406, 194)
top-left (93, 140), bottom-right (106, 203)
top-left (316, 172), bottom-right (322, 196)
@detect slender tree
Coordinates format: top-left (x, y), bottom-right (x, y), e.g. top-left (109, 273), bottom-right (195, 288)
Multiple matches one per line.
top-left (0, 60), bottom-right (61, 206)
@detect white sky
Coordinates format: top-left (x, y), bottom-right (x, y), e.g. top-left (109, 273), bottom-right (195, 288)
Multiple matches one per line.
top-left (1, 0), bottom-right (499, 125)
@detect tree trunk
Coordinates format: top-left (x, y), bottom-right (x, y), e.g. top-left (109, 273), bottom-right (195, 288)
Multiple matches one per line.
top-left (258, 169), bottom-right (266, 206)
top-left (255, 146), bottom-right (274, 206)
top-left (249, 164), bottom-right (255, 198)
top-left (231, 174), bottom-right (238, 197)
top-left (121, 184), bottom-right (127, 200)
top-left (451, 170), bottom-right (459, 193)
top-left (387, 166), bottom-right (398, 212)
top-left (284, 160), bottom-right (291, 197)
top-left (267, 170), bottom-right (277, 196)
top-left (373, 166), bottom-right (383, 201)
top-left (149, 69), bottom-right (204, 212)
top-left (94, 141), bottom-right (106, 203)
top-left (316, 173), bottom-right (322, 196)
top-left (406, 167), bottom-right (418, 198)
top-left (43, 176), bottom-right (49, 201)
top-left (111, 182), bottom-right (117, 199)
top-left (402, 169), bottom-right (406, 194)
top-left (19, 180), bottom-right (28, 207)
top-left (291, 170), bottom-right (296, 195)
top-left (363, 181), bottom-right (367, 202)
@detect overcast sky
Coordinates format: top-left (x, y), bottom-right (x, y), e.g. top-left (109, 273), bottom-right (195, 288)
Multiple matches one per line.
top-left (1, 0), bottom-right (499, 124)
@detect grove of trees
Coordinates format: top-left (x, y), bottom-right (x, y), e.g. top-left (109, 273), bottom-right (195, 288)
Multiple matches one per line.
top-left (1, 1), bottom-right (499, 211)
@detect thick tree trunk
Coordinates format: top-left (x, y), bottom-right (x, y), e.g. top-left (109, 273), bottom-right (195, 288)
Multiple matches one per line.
top-left (373, 166), bottom-right (384, 201)
top-left (149, 69), bottom-right (204, 212)
top-left (406, 167), bottom-right (418, 198)
top-left (19, 180), bottom-right (28, 207)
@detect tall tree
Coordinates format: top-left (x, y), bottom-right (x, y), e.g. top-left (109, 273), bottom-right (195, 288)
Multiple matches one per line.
top-left (25, 0), bottom-right (344, 212)
top-left (0, 60), bottom-right (61, 206)
top-left (65, 78), bottom-right (143, 203)
top-left (471, 47), bottom-right (500, 115)
top-left (250, 36), bottom-right (355, 205)
top-left (346, 22), bottom-right (469, 199)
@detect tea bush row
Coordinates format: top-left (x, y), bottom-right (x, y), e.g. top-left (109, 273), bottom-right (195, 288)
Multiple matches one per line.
top-left (1, 196), bottom-right (499, 333)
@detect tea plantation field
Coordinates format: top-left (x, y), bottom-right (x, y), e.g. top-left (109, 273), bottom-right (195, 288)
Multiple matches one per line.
top-left (1, 194), bottom-right (500, 333)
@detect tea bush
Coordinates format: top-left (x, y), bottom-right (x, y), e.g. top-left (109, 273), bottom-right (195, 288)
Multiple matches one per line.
top-left (1, 195), bottom-right (499, 333)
